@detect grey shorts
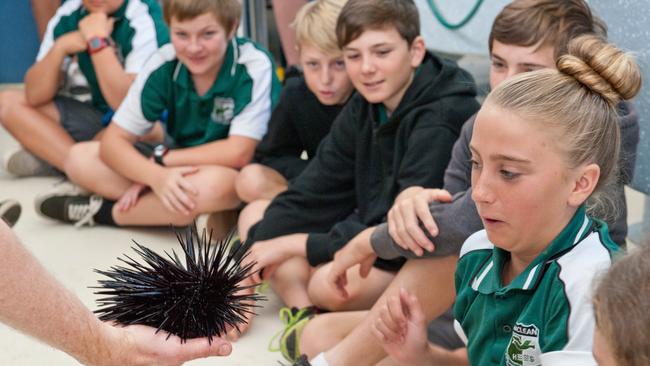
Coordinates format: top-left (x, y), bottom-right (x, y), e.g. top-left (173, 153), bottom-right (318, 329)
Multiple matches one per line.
top-left (54, 95), bottom-right (105, 142)
top-left (428, 307), bottom-right (464, 350)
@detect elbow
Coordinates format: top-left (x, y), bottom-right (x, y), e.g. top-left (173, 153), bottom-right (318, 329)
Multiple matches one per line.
top-left (231, 151), bottom-right (254, 169)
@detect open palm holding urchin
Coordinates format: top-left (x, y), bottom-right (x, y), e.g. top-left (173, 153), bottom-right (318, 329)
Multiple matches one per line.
top-left (93, 224), bottom-right (263, 342)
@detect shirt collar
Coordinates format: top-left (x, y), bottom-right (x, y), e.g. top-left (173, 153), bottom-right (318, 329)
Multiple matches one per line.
top-left (472, 205), bottom-right (591, 295)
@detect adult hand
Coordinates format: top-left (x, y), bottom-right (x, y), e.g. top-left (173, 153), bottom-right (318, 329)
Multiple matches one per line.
top-left (150, 166), bottom-right (199, 215)
top-left (79, 12), bottom-right (114, 41)
top-left (98, 323), bottom-right (232, 366)
top-left (116, 183), bottom-right (147, 212)
top-left (387, 188), bottom-right (452, 256)
top-left (226, 276), bottom-right (257, 342)
top-left (372, 288), bottom-right (431, 366)
top-left (55, 31), bottom-right (87, 54)
top-left (327, 228), bottom-right (377, 299)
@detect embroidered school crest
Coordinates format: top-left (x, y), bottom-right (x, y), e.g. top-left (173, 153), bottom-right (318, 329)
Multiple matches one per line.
top-left (506, 323), bottom-right (541, 366)
top-left (210, 97), bottom-right (235, 125)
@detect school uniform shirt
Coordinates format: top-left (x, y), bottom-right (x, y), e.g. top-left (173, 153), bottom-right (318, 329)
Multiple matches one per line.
top-left (253, 75), bottom-right (346, 180)
top-left (246, 52), bottom-right (480, 267)
top-left (113, 39), bottom-right (281, 147)
top-left (453, 206), bottom-right (619, 366)
top-left (37, 0), bottom-right (169, 113)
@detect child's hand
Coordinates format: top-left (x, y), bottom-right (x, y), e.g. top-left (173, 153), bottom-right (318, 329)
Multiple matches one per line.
top-left (116, 183), bottom-right (147, 212)
top-left (388, 188), bottom-right (452, 256)
top-left (327, 228), bottom-right (377, 299)
top-left (151, 166), bottom-right (199, 215)
top-left (241, 234), bottom-right (307, 283)
top-left (56, 31), bottom-right (87, 55)
top-left (79, 12), bottom-right (113, 41)
top-left (373, 288), bottom-right (431, 365)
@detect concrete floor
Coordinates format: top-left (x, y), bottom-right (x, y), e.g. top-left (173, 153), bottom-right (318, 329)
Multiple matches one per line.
top-left (0, 100), bottom-right (647, 365)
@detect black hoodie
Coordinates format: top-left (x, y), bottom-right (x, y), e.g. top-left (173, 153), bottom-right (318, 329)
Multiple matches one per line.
top-left (245, 52), bottom-right (480, 267)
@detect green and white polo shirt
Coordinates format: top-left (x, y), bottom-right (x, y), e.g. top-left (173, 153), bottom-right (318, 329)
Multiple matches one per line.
top-left (37, 0), bottom-right (169, 113)
top-left (114, 38), bottom-right (281, 147)
top-left (453, 206), bottom-right (619, 366)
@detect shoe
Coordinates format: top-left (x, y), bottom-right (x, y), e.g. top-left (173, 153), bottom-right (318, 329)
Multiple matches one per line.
top-left (269, 306), bottom-right (319, 363)
top-left (2, 147), bottom-right (60, 177)
top-left (35, 193), bottom-right (103, 227)
top-left (293, 355), bottom-right (312, 366)
top-left (0, 200), bottom-right (21, 227)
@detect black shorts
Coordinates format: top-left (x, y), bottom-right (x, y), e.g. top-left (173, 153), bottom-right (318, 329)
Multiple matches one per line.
top-left (54, 95), bottom-right (105, 142)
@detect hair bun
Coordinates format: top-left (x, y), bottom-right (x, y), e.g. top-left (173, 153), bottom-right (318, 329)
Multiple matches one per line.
top-left (557, 35), bottom-right (642, 105)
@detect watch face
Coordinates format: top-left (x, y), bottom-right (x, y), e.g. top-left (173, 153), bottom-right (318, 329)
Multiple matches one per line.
top-left (154, 145), bottom-right (166, 156)
top-left (89, 38), bottom-right (102, 49)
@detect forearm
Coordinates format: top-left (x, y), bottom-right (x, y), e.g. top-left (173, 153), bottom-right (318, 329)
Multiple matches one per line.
top-left (0, 223), bottom-right (111, 365)
top-left (101, 127), bottom-right (164, 186)
top-left (24, 45), bottom-right (66, 105)
top-left (164, 137), bottom-right (257, 169)
top-left (91, 48), bottom-right (134, 110)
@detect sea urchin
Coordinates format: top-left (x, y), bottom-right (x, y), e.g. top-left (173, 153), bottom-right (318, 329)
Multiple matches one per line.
top-left (93, 224), bottom-right (263, 342)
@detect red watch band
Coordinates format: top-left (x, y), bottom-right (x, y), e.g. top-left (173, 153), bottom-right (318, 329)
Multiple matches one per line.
top-left (87, 37), bottom-right (113, 55)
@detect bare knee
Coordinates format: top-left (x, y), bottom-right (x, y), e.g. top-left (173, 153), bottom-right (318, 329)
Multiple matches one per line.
top-left (64, 143), bottom-right (98, 181)
top-left (235, 164), bottom-right (268, 202)
top-left (0, 90), bottom-right (26, 124)
top-left (195, 167), bottom-right (240, 213)
top-left (237, 199), bottom-right (270, 241)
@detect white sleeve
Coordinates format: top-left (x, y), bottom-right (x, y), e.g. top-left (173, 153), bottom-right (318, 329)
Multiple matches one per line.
top-left (227, 42), bottom-right (275, 140)
top-left (113, 45), bottom-right (175, 136)
top-left (36, 0), bottom-right (82, 62)
top-left (123, 0), bottom-right (161, 74)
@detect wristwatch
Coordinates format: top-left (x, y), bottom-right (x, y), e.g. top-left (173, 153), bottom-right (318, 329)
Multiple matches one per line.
top-left (153, 144), bottom-right (169, 166)
top-left (87, 37), bottom-right (113, 55)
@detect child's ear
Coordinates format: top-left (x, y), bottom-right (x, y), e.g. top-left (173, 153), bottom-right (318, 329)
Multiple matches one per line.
top-left (567, 163), bottom-right (600, 207)
top-left (409, 36), bottom-right (426, 68)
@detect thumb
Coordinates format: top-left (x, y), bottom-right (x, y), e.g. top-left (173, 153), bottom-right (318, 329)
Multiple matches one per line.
top-left (359, 256), bottom-right (375, 278)
top-left (180, 166), bottom-right (200, 176)
top-left (179, 336), bottom-right (232, 361)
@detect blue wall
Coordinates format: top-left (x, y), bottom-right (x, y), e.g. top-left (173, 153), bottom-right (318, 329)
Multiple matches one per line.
top-left (0, 0), bottom-right (41, 83)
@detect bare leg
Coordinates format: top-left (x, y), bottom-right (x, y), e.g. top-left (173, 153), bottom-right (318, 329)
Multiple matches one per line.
top-left (270, 257), bottom-right (314, 308)
top-left (322, 256), bottom-right (458, 366)
top-left (0, 90), bottom-right (70, 170)
top-left (238, 199), bottom-right (272, 242)
top-left (300, 311), bottom-right (367, 359)
top-left (272, 0), bottom-right (308, 66)
top-left (65, 142), bottom-right (132, 199)
top-left (112, 166), bottom-right (240, 226)
top-left (307, 262), bottom-right (395, 311)
top-left (235, 164), bottom-right (288, 202)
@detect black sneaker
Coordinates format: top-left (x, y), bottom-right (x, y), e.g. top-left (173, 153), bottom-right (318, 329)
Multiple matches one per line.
top-left (0, 200), bottom-right (21, 227)
top-left (35, 194), bottom-right (103, 227)
top-left (293, 355), bottom-right (312, 366)
top-left (270, 306), bottom-right (319, 362)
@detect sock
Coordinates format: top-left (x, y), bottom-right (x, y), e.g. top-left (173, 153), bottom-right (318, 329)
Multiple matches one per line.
top-left (94, 199), bottom-right (116, 226)
top-left (310, 353), bottom-right (330, 366)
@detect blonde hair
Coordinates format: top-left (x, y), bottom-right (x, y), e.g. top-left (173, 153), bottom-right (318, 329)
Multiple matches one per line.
top-left (293, 0), bottom-right (348, 55)
top-left (593, 244), bottom-right (650, 366)
top-left (163, 0), bottom-right (242, 34)
top-left (485, 35), bottom-right (641, 217)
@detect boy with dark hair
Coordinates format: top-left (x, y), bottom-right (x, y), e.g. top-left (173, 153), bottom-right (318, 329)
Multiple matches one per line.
top-left (35, 0), bottom-right (280, 229)
top-left (238, 0), bottom-right (479, 349)
top-left (0, 0), bottom-right (169, 177)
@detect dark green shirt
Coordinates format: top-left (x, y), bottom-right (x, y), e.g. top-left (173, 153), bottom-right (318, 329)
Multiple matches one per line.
top-left (114, 39), bottom-right (281, 147)
top-left (454, 206), bottom-right (618, 366)
top-left (37, 0), bottom-right (169, 113)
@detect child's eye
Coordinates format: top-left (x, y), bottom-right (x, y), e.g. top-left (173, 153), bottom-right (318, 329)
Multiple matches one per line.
top-left (500, 170), bottom-right (519, 180)
top-left (305, 61), bottom-right (319, 69)
top-left (491, 60), bottom-right (505, 70)
top-left (203, 31), bottom-right (217, 38)
top-left (333, 59), bottom-right (346, 69)
top-left (376, 49), bottom-right (391, 57)
top-left (470, 159), bottom-right (482, 170)
top-left (174, 32), bottom-right (188, 39)
top-left (345, 53), bottom-right (360, 61)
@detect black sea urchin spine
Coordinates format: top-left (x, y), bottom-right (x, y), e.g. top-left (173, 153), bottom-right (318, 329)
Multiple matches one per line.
top-left (93, 224), bottom-right (263, 342)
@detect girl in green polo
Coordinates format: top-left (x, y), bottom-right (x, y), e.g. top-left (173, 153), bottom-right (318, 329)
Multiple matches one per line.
top-left (372, 35), bottom-right (641, 366)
